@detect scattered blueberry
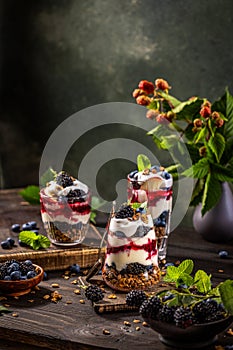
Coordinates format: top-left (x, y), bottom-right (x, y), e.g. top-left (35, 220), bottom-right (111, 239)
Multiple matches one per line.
top-left (11, 223), bottom-right (21, 233)
top-left (7, 262), bottom-right (20, 274)
top-left (70, 263), bottom-right (81, 274)
top-left (31, 229), bottom-right (39, 235)
top-left (27, 271), bottom-right (36, 279)
top-left (43, 271), bottom-right (48, 280)
top-left (18, 240), bottom-right (29, 247)
top-left (219, 250), bottom-right (229, 259)
top-left (178, 284), bottom-right (188, 289)
top-left (225, 345), bottom-right (233, 350)
top-left (22, 222), bottom-right (33, 231)
top-left (27, 221), bottom-right (37, 229)
top-left (10, 270), bottom-right (21, 280)
top-left (1, 240), bottom-right (11, 249)
top-left (7, 237), bottom-right (15, 247)
top-left (165, 262), bottom-right (175, 267)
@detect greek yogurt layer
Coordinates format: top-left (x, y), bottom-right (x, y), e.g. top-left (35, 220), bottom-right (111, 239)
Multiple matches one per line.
top-left (102, 203), bottom-right (160, 291)
top-left (40, 171), bottom-right (91, 246)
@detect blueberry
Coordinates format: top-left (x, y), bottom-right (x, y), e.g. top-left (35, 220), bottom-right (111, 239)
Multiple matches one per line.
top-left (178, 284), bottom-right (188, 289)
top-left (153, 218), bottom-right (161, 226)
top-left (10, 270), bottom-right (21, 280)
top-left (18, 240), bottom-right (28, 247)
top-left (225, 345), bottom-right (233, 350)
top-left (7, 262), bottom-right (20, 274)
top-left (163, 171), bottom-right (171, 180)
top-left (4, 275), bottom-right (11, 280)
top-left (22, 222), bottom-right (33, 231)
top-left (27, 221), bottom-right (37, 229)
top-left (163, 293), bottom-right (174, 302)
top-left (43, 271), bottom-right (48, 280)
top-left (27, 271), bottom-right (36, 279)
top-left (150, 165), bottom-right (160, 172)
top-left (20, 275), bottom-right (27, 280)
top-left (31, 229), bottom-right (39, 235)
top-left (1, 240), bottom-right (11, 249)
top-left (159, 220), bottom-right (166, 227)
top-left (129, 170), bottom-right (138, 178)
top-left (165, 262), bottom-right (175, 267)
top-left (7, 237), bottom-right (15, 247)
top-left (219, 250), bottom-right (229, 259)
top-left (70, 263), bottom-right (81, 274)
top-left (24, 260), bottom-right (33, 266)
top-left (11, 223), bottom-right (21, 233)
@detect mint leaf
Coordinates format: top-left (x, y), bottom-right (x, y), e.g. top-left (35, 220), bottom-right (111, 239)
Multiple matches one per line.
top-left (19, 231), bottom-right (50, 250)
top-left (40, 167), bottom-right (57, 187)
top-left (208, 133), bottom-right (225, 163)
top-left (194, 270), bottom-right (212, 294)
top-left (163, 265), bottom-right (180, 282)
top-left (0, 305), bottom-right (11, 315)
top-left (219, 280), bottom-right (233, 315)
top-left (137, 154), bottom-right (151, 171)
top-left (177, 259), bottom-right (194, 275)
top-left (177, 274), bottom-right (194, 287)
top-left (19, 186), bottom-right (40, 205)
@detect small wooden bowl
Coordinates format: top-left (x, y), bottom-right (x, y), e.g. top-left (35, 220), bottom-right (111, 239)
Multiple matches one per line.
top-left (0, 264), bottom-right (44, 296)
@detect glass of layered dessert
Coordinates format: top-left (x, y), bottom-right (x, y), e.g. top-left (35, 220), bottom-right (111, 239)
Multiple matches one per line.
top-left (102, 203), bottom-right (160, 292)
top-left (40, 171), bottom-right (91, 247)
top-left (127, 166), bottom-right (173, 263)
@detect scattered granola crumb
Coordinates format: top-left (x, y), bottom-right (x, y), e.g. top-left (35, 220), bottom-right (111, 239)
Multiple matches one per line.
top-left (218, 269), bottom-right (224, 273)
top-left (79, 299), bottom-right (85, 304)
top-left (123, 321), bottom-right (131, 326)
top-left (135, 326), bottom-right (140, 331)
top-left (0, 296), bottom-right (7, 301)
top-left (4, 304), bottom-right (10, 307)
top-left (12, 312), bottom-right (19, 317)
top-left (27, 299), bottom-right (34, 303)
top-left (74, 289), bottom-right (81, 295)
top-left (133, 319), bottom-right (141, 324)
top-left (66, 300), bottom-right (72, 304)
top-left (63, 276), bottom-right (70, 280)
top-left (108, 294), bottom-right (117, 299)
top-left (103, 329), bottom-right (111, 335)
top-left (34, 286), bottom-right (40, 291)
top-left (142, 321), bottom-right (149, 327)
top-left (227, 328), bottom-right (233, 336)
top-left (43, 294), bottom-right (50, 300)
top-left (71, 280), bottom-right (78, 285)
top-left (51, 283), bottom-right (60, 288)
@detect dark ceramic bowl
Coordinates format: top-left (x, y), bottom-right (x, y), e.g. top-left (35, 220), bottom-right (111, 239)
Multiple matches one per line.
top-left (143, 315), bottom-right (233, 349)
top-left (0, 264), bottom-right (44, 296)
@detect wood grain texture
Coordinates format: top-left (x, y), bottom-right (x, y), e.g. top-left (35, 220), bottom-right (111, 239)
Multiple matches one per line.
top-left (1, 189), bottom-right (233, 349)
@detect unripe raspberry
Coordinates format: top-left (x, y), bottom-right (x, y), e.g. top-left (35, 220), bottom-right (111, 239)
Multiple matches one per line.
top-left (200, 106), bottom-right (211, 118)
top-left (193, 118), bottom-right (203, 128)
top-left (211, 111), bottom-right (220, 120)
top-left (155, 78), bottom-right (171, 91)
top-left (136, 95), bottom-right (151, 106)
top-left (199, 146), bottom-right (207, 157)
top-left (146, 109), bottom-right (160, 120)
top-left (215, 118), bottom-right (224, 128)
top-left (156, 113), bottom-right (170, 125)
top-left (166, 111), bottom-right (175, 122)
top-left (192, 126), bottom-right (201, 133)
top-left (132, 89), bottom-right (143, 99)
top-left (138, 80), bottom-right (155, 95)
top-left (202, 100), bottom-right (211, 108)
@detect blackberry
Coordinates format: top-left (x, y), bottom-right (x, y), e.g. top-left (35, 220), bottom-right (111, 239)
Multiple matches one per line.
top-left (192, 299), bottom-right (220, 323)
top-left (125, 262), bottom-right (146, 275)
top-left (85, 285), bottom-right (104, 303)
top-left (56, 171), bottom-right (73, 188)
top-left (139, 296), bottom-right (162, 319)
top-left (159, 305), bottom-right (177, 323)
top-left (115, 205), bottom-right (134, 219)
top-left (174, 306), bottom-right (193, 328)
top-left (126, 290), bottom-right (147, 307)
top-left (66, 189), bottom-right (86, 203)
top-left (0, 259), bottom-right (36, 281)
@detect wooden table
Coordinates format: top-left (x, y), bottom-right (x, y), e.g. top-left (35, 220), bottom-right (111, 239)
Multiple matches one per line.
top-left (0, 189), bottom-right (233, 349)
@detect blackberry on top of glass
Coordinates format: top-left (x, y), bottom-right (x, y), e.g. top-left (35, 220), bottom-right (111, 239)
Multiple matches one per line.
top-left (127, 162), bottom-right (173, 262)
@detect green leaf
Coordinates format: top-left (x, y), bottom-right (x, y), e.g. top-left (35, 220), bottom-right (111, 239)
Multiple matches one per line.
top-left (177, 259), bottom-right (194, 275)
top-left (194, 127), bottom-right (207, 144)
top-left (219, 280), bottom-right (233, 315)
top-left (201, 173), bottom-right (222, 216)
top-left (182, 158), bottom-right (209, 179)
top-left (19, 186), bottom-right (40, 205)
top-left (40, 167), bottom-right (57, 187)
top-left (19, 231), bottom-right (50, 250)
top-left (163, 265), bottom-right (181, 283)
top-left (158, 91), bottom-right (181, 108)
top-left (147, 100), bottom-right (159, 110)
top-left (212, 163), bottom-right (233, 183)
top-left (177, 274), bottom-right (194, 287)
top-left (172, 98), bottom-right (203, 121)
top-left (191, 179), bottom-right (205, 203)
top-left (212, 88), bottom-right (233, 140)
top-left (160, 135), bottom-right (179, 150)
top-left (208, 133), bottom-right (225, 163)
top-left (194, 270), bottom-right (212, 294)
top-left (0, 305), bottom-right (11, 314)
top-left (137, 154), bottom-right (151, 171)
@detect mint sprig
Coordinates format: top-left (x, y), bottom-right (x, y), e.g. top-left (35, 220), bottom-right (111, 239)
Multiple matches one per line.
top-left (137, 154), bottom-right (151, 171)
top-left (19, 231), bottom-right (50, 250)
top-left (19, 186), bottom-right (40, 205)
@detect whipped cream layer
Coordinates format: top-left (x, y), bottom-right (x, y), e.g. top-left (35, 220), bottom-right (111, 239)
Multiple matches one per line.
top-left (105, 214), bottom-right (158, 271)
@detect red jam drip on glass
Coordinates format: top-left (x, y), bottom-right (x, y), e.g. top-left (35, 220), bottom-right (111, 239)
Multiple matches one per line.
top-left (106, 238), bottom-right (157, 261)
top-left (129, 187), bottom-right (172, 206)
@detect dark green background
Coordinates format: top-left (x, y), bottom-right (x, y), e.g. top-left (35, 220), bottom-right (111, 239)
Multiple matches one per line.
top-left (1, 0), bottom-right (233, 189)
